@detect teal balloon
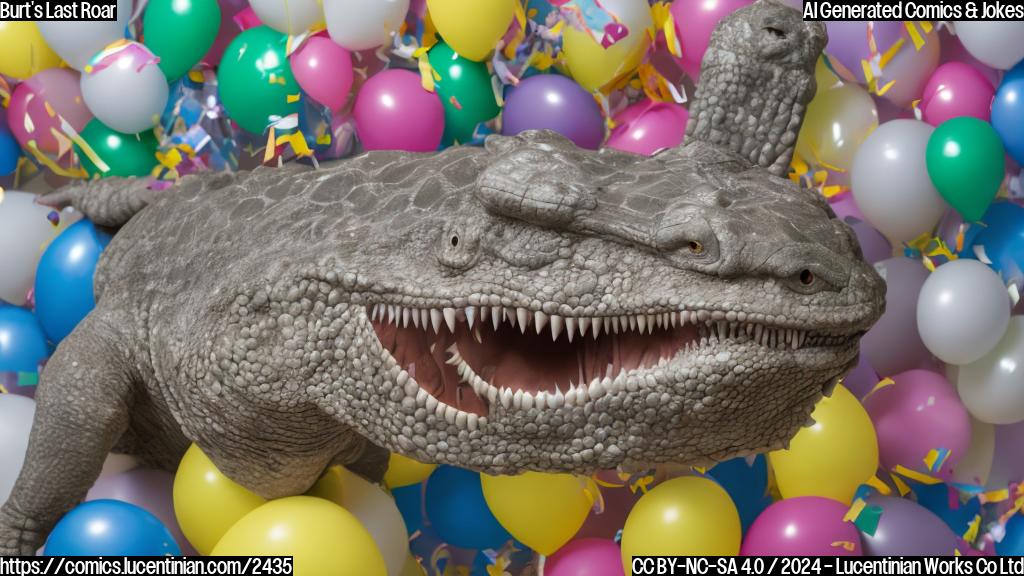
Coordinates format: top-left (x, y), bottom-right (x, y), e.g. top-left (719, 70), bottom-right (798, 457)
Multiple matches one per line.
top-left (143, 0), bottom-right (221, 81)
top-left (218, 26), bottom-right (302, 134)
top-left (427, 41), bottom-right (500, 145)
top-left (925, 116), bottom-right (1006, 222)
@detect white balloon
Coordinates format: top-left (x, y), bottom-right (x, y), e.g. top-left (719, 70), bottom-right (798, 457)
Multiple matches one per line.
top-left (851, 119), bottom-right (949, 244)
top-left (954, 21), bottom-right (1024, 70)
top-left (37, 0), bottom-right (134, 70)
top-left (957, 316), bottom-right (1024, 424)
top-left (80, 42), bottom-right (169, 134)
top-left (337, 468), bottom-right (408, 576)
top-left (949, 416), bottom-right (994, 486)
top-left (917, 259), bottom-right (1011, 366)
top-left (0, 191), bottom-right (81, 305)
top-left (324, 0), bottom-right (410, 51)
top-left (248, 0), bottom-right (322, 36)
top-left (0, 395), bottom-right (36, 507)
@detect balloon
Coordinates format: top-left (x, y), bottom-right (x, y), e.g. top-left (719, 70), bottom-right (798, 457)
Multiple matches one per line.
top-left (427, 0), bottom-right (515, 62)
top-left (427, 41), bottom-right (501, 145)
top-left (872, 27), bottom-right (940, 109)
top-left (143, 0), bottom-right (221, 81)
top-left (391, 483), bottom-right (424, 536)
top-left (424, 465), bottom-right (511, 550)
top-left (960, 202), bottom-right (1024, 276)
top-left (990, 420), bottom-right (1024, 489)
top-left (769, 384), bottom-right (878, 504)
top-left (202, 0), bottom-right (250, 66)
top-left (913, 481), bottom-right (983, 537)
top-left (825, 21), bottom-right (905, 83)
top-left (574, 472), bottom-right (642, 540)
top-left (847, 219), bottom-right (892, 266)
top-left (606, 100), bottom-right (688, 156)
top-left (740, 497), bottom-right (862, 556)
top-left (502, 74), bottom-right (605, 150)
top-left (545, 538), bottom-right (624, 576)
top-left (248, 0), bottom-right (321, 35)
top-left (0, 23), bottom-right (62, 79)
top-left (0, 394), bottom-right (35, 507)
top-left (948, 416), bottom-right (994, 486)
top-left (670, 0), bottom-right (754, 80)
top-left (0, 124), bottom-right (19, 176)
top-left (954, 21), bottom-right (1024, 70)
top-left (860, 257), bottom-right (933, 377)
top-left (957, 317), bottom-right (1024, 424)
top-left (324, 0), bottom-right (409, 51)
top-left (920, 62), bottom-right (996, 126)
top-left (290, 34), bottom-right (353, 113)
top-left (992, 62), bottom-right (1024, 165)
top-left (87, 468), bottom-right (194, 554)
top-left (0, 305), bottom-right (48, 376)
top-left (33, 220), bottom-right (112, 343)
top-left (44, 500), bottom-right (181, 556)
top-left (860, 496), bottom-right (959, 556)
top-left (75, 120), bottom-right (159, 179)
top-left (795, 83), bottom-right (878, 171)
top-left (917, 259), bottom-right (1010, 365)
top-left (997, 514), bottom-right (1024, 556)
top-left (173, 444), bottom-right (266, 555)
top-left (307, 467), bottom-right (408, 576)
top-left (863, 369), bottom-right (972, 476)
top-left (621, 476), bottom-right (741, 569)
top-left (481, 471), bottom-right (592, 555)
top-left (0, 190), bottom-right (81, 305)
top-left (926, 117), bottom-right (1005, 222)
top-left (37, 0), bottom-right (134, 70)
top-left (707, 456), bottom-right (771, 533)
top-left (213, 496), bottom-right (387, 575)
top-left (562, 0), bottom-right (652, 90)
top-left (385, 453), bottom-right (436, 489)
top-left (353, 69), bottom-right (445, 152)
top-left (219, 26), bottom-right (302, 134)
top-left (7, 68), bottom-right (94, 155)
top-left (842, 354), bottom-right (880, 399)
top-left (851, 120), bottom-right (948, 244)
top-left (81, 42), bottom-right (170, 134)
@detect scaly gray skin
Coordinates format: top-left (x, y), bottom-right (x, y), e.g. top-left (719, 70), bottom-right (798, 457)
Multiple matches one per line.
top-left (1, 1), bottom-right (881, 556)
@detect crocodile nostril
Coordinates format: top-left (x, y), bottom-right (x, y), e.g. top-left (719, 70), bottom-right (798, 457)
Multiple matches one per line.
top-left (765, 26), bottom-right (787, 39)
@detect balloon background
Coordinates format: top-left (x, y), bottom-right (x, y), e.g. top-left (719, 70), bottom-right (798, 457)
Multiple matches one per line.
top-left (2, 3), bottom-right (1024, 573)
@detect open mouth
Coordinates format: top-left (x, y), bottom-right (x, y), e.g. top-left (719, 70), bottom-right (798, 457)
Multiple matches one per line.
top-left (369, 303), bottom-right (851, 423)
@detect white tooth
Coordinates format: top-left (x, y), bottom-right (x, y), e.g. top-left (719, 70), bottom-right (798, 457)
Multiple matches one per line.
top-left (791, 332), bottom-right (800, 350)
top-left (466, 306), bottom-right (477, 329)
top-left (421, 309), bottom-right (429, 329)
top-left (626, 375), bottom-right (640, 392)
top-left (618, 315), bottom-right (628, 332)
top-left (416, 388), bottom-right (428, 405)
top-left (648, 315), bottom-right (657, 334)
top-left (755, 324), bottom-right (764, 342)
top-left (513, 389), bottom-right (523, 409)
top-left (602, 317), bottom-right (611, 336)
top-left (404, 376), bottom-right (418, 396)
top-left (637, 314), bottom-right (647, 333)
top-left (435, 400), bottom-right (446, 418)
top-left (613, 371), bottom-right (627, 392)
top-left (589, 378), bottom-right (608, 399)
top-left (430, 309), bottom-right (443, 333)
top-left (505, 308), bottom-right (516, 327)
top-left (566, 318), bottom-right (576, 342)
top-left (473, 328), bottom-right (483, 344)
top-left (411, 308), bottom-right (421, 328)
top-left (487, 386), bottom-right (498, 403)
top-left (517, 307), bottom-right (529, 334)
top-left (577, 382), bottom-right (589, 402)
top-left (456, 411), bottom-right (467, 428)
top-left (491, 306), bottom-right (502, 331)
top-left (445, 351), bottom-right (462, 365)
top-left (671, 311), bottom-right (678, 327)
top-left (592, 317), bottom-right (601, 339)
top-left (444, 406), bottom-right (457, 424)
top-left (371, 304), bottom-right (379, 321)
top-left (549, 389), bottom-right (562, 409)
top-left (609, 316), bottom-right (618, 334)
top-left (402, 307), bottom-right (411, 328)
top-left (579, 317), bottom-right (590, 337)
top-left (535, 391), bottom-right (547, 408)
top-left (501, 388), bottom-right (513, 408)
top-left (690, 311), bottom-right (699, 324)
top-left (550, 315), bottom-right (564, 341)
top-left (522, 391), bottom-right (533, 410)
top-left (565, 385), bottom-right (577, 405)
top-left (426, 395), bottom-right (438, 412)
top-left (656, 314), bottom-right (664, 329)
top-left (628, 315), bottom-right (637, 331)
top-left (443, 308), bottom-right (457, 332)
top-left (535, 311), bottom-right (549, 334)
top-left (388, 305), bottom-right (397, 324)
top-left (718, 320), bottom-right (728, 339)
top-left (467, 413), bottom-right (479, 431)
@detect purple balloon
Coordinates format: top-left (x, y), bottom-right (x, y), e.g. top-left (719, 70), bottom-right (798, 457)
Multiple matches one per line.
top-left (860, 258), bottom-right (934, 377)
top-left (843, 354), bottom-right (879, 399)
top-left (847, 219), bottom-right (892, 265)
top-left (741, 497), bottom-right (862, 556)
top-left (863, 370), bottom-right (972, 478)
top-left (989, 420), bottom-right (1024, 487)
top-left (502, 75), bottom-right (605, 150)
top-left (861, 496), bottom-right (959, 556)
top-left (545, 538), bottom-right (624, 576)
top-left (87, 468), bottom-right (196, 555)
top-left (825, 22), bottom-right (906, 82)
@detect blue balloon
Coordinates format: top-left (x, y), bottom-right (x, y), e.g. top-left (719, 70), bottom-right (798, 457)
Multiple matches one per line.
top-left (0, 124), bottom-right (19, 177)
top-left (424, 466), bottom-right (511, 550)
top-left (33, 220), bottom-right (111, 344)
top-left (960, 202), bottom-right (1024, 277)
top-left (992, 61), bottom-right (1024, 165)
top-left (393, 483), bottom-right (424, 537)
top-left (913, 481), bottom-right (981, 537)
top-left (44, 500), bottom-right (181, 556)
top-left (997, 513), bottom-right (1024, 556)
top-left (707, 455), bottom-right (772, 533)
top-left (0, 305), bottom-right (49, 373)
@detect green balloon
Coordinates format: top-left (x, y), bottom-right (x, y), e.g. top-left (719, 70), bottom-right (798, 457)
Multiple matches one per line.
top-left (143, 0), bottom-right (221, 82)
top-left (428, 41), bottom-right (501, 145)
top-left (926, 116), bottom-right (1006, 222)
top-left (218, 26), bottom-right (302, 134)
top-left (75, 120), bottom-right (159, 179)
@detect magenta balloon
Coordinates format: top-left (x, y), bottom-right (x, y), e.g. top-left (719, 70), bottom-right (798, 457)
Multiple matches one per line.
top-left (86, 468), bottom-right (196, 555)
top-left (545, 538), bottom-right (624, 576)
top-left (670, 0), bottom-right (754, 79)
top-left (606, 100), bottom-right (688, 156)
top-left (502, 74), bottom-right (605, 150)
top-left (825, 21), bottom-right (905, 82)
top-left (7, 69), bottom-right (92, 155)
top-left (861, 496), bottom-right (959, 556)
top-left (354, 69), bottom-right (444, 152)
top-left (291, 35), bottom-right (354, 112)
top-left (859, 257), bottom-right (933, 377)
top-left (741, 497), bottom-right (862, 556)
top-left (863, 369), bottom-right (971, 477)
top-left (920, 62), bottom-right (995, 126)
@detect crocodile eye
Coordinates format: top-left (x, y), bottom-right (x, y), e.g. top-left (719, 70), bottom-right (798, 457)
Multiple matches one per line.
top-left (688, 240), bottom-right (704, 255)
top-left (799, 269), bottom-right (815, 285)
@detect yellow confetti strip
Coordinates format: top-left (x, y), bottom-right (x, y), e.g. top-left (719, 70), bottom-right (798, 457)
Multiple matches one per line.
top-left (416, 51), bottom-right (437, 93)
top-left (861, 377), bottom-right (895, 402)
top-left (891, 474), bottom-right (912, 496)
top-left (979, 488), bottom-right (1009, 504)
top-left (263, 127), bottom-right (277, 165)
top-left (25, 141), bottom-right (88, 179)
top-left (865, 474), bottom-right (893, 496)
top-left (891, 465), bottom-right (942, 485)
top-left (963, 514), bottom-right (981, 543)
top-left (831, 541), bottom-right (857, 552)
top-left (502, 0), bottom-right (528, 60)
top-left (844, 498), bottom-right (867, 523)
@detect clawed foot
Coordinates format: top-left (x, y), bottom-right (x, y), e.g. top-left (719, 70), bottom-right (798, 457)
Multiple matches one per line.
top-left (0, 506), bottom-right (46, 557)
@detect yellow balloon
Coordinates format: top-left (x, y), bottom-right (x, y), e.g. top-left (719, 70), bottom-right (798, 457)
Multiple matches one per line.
top-left (562, 0), bottom-right (653, 91)
top-left (0, 22), bottom-right (61, 80)
top-left (621, 476), bottom-right (740, 572)
top-left (384, 453), bottom-right (437, 489)
top-left (480, 471), bottom-right (592, 555)
top-left (173, 444), bottom-right (266, 555)
top-left (795, 80), bottom-right (878, 171)
top-left (769, 384), bottom-right (879, 504)
top-left (401, 554), bottom-right (426, 576)
top-left (212, 496), bottom-right (388, 576)
top-left (427, 0), bottom-right (515, 62)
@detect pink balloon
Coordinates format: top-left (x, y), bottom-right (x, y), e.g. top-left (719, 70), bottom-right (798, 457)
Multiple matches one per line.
top-left (7, 68), bottom-right (93, 155)
top-left (741, 497), bottom-right (863, 556)
top-left (670, 0), bottom-right (754, 79)
top-left (606, 100), bottom-right (688, 156)
top-left (545, 538), bottom-right (624, 576)
top-left (353, 69), bottom-right (444, 152)
top-left (863, 369), bottom-right (972, 478)
top-left (920, 62), bottom-right (995, 126)
top-left (291, 34), bottom-right (354, 112)
top-left (87, 468), bottom-right (197, 555)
